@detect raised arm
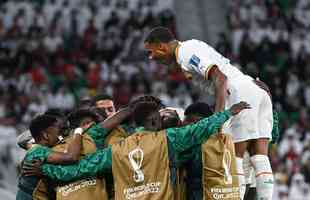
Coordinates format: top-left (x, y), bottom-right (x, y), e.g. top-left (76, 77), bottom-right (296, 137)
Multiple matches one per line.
top-left (99, 107), bottom-right (132, 131)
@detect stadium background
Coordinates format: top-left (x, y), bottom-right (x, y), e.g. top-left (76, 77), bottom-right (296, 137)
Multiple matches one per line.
top-left (0, 0), bottom-right (309, 199)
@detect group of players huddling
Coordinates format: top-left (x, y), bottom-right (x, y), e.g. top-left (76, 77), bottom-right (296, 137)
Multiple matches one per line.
top-left (16, 27), bottom-right (279, 200)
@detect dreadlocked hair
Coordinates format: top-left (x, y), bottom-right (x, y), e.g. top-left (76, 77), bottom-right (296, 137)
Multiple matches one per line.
top-left (131, 95), bottom-right (165, 109)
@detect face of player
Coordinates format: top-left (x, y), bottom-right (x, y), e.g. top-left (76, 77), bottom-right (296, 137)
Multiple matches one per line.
top-left (159, 109), bottom-right (180, 128)
top-left (144, 42), bottom-right (174, 65)
top-left (95, 99), bottom-right (116, 117)
top-left (43, 121), bottom-right (62, 147)
top-left (79, 117), bottom-right (95, 129)
top-left (145, 111), bottom-right (162, 131)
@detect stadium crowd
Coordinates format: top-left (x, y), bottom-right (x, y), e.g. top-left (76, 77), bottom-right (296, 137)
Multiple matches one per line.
top-left (0, 0), bottom-right (309, 199)
top-left (227, 0), bottom-right (310, 199)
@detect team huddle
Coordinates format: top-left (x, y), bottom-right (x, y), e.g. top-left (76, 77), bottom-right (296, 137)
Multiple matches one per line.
top-left (16, 27), bottom-right (279, 200)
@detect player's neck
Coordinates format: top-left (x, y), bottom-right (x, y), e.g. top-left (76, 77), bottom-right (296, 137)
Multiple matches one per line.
top-left (170, 40), bottom-right (179, 58)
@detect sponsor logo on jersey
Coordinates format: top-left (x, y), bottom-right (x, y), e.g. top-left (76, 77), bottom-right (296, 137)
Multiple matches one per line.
top-left (189, 54), bottom-right (200, 68)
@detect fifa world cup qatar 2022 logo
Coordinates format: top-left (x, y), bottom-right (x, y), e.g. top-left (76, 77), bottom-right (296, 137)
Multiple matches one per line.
top-left (128, 147), bottom-right (144, 183)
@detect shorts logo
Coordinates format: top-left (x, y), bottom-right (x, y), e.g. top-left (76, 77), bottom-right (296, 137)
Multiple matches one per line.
top-left (128, 147), bottom-right (144, 183)
top-left (189, 54), bottom-right (200, 68)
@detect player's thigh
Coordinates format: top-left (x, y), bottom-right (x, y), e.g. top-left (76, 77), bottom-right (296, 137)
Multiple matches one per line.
top-left (257, 91), bottom-right (273, 140)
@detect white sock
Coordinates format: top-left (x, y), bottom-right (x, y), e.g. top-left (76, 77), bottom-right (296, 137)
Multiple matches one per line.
top-left (251, 155), bottom-right (274, 200)
top-left (236, 157), bottom-right (246, 200)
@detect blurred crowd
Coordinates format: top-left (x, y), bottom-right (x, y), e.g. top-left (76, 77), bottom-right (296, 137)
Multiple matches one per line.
top-left (0, 0), bottom-right (187, 196)
top-left (226, 0), bottom-right (310, 199)
top-left (0, 0), bottom-right (310, 199)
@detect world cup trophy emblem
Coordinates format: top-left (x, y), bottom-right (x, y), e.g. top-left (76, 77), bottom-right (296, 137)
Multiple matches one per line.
top-left (128, 147), bottom-right (144, 183)
top-left (223, 148), bottom-right (232, 185)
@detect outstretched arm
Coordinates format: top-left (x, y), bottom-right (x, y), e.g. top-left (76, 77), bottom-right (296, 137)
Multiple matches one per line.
top-left (23, 147), bottom-right (113, 182)
top-left (166, 102), bottom-right (250, 155)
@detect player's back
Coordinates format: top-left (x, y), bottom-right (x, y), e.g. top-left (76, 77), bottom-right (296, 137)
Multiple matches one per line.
top-left (178, 39), bottom-right (246, 81)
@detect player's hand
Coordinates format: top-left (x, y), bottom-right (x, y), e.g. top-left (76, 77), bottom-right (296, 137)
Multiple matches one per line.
top-left (253, 78), bottom-right (271, 97)
top-left (229, 101), bottom-right (251, 115)
top-left (22, 160), bottom-right (44, 177)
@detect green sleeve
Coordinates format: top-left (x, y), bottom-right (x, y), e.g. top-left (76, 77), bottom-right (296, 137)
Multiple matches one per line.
top-left (166, 110), bottom-right (231, 155)
top-left (25, 145), bottom-right (52, 162)
top-left (271, 111), bottom-right (280, 144)
top-left (87, 124), bottom-right (110, 148)
top-left (42, 146), bottom-right (112, 182)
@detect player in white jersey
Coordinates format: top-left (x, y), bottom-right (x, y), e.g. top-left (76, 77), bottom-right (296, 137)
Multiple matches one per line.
top-left (144, 27), bottom-right (274, 200)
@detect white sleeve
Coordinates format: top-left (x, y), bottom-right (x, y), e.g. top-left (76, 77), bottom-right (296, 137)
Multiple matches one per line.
top-left (181, 52), bottom-right (217, 80)
top-left (179, 41), bottom-right (219, 80)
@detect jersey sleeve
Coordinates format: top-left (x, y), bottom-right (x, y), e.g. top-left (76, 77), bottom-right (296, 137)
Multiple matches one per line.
top-left (178, 43), bottom-right (217, 80)
top-left (25, 145), bottom-right (52, 162)
top-left (165, 110), bottom-right (231, 155)
top-left (86, 124), bottom-right (110, 148)
top-left (42, 146), bottom-right (112, 182)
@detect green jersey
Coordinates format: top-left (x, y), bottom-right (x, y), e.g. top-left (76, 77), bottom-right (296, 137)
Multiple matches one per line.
top-left (16, 124), bottom-right (109, 200)
top-left (41, 110), bottom-right (232, 182)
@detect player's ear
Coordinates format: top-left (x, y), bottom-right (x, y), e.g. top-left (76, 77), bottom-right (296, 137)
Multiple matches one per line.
top-left (42, 130), bottom-right (49, 141)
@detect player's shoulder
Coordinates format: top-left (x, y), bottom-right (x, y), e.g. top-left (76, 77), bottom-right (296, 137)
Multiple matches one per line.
top-left (180, 39), bottom-right (207, 49)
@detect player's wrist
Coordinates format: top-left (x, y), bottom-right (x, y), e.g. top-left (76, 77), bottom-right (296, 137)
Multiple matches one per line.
top-left (73, 127), bottom-right (83, 136)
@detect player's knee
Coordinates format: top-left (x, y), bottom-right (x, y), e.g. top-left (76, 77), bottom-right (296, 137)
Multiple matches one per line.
top-left (250, 138), bottom-right (269, 155)
top-left (235, 141), bottom-right (248, 157)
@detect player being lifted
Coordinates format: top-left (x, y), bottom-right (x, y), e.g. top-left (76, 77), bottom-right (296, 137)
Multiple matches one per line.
top-left (144, 27), bottom-right (274, 200)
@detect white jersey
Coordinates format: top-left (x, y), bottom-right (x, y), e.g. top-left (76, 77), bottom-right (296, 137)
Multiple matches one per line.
top-left (176, 39), bottom-right (273, 142)
top-left (176, 39), bottom-right (249, 96)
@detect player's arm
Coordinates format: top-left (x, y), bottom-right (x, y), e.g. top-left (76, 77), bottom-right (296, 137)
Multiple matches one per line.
top-left (86, 107), bottom-right (132, 147)
top-left (23, 147), bottom-right (113, 182)
top-left (99, 107), bottom-right (132, 131)
top-left (166, 102), bottom-right (250, 155)
top-left (208, 66), bottom-right (228, 112)
top-left (46, 128), bottom-right (84, 164)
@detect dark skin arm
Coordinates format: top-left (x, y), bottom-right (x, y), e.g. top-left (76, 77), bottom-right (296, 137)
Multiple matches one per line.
top-left (46, 134), bottom-right (82, 164)
top-left (208, 66), bottom-right (228, 112)
top-left (99, 107), bottom-right (132, 131)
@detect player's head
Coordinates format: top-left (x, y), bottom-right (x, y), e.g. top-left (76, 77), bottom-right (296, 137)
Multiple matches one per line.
top-left (44, 108), bottom-right (69, 135)
top-left (160, 108), bottom-right (182, 128)
top-left (144, 27), bottom-right (176, 65)
top-left (67, 109), bottom-right (98, 130)
top-left (77, 97), bottom-right (92, 110)
top-left (92, 94), bottom-right (116, 117)
top-left (183, 102), bottom-right (213, 125)
top-left (29, 114), bottom-right (61, 147)
top-left (133, 101), bottom-right (162, 131)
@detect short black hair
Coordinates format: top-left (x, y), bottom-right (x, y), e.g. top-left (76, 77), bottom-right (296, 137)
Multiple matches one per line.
top-left (77, 97), bottom-right (92, 109)
top-left (92, 94), bottom-right (113, 105)
top-left (184, 102), bottom-right (213, 118)
top-left (67, 109), bottom-right (99, 129)
top-left (144, 27), bottom-right (175, 44)
top-left (44, 108), bottom-right (65, 119)
top-left (29, 114), bottom-right (58, 140)
top-left (133, 101), bottom-right (160, 126)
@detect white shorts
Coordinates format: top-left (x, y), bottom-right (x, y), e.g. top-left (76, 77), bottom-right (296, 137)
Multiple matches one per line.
top-left (223, 76), bottom-right (273, 143)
